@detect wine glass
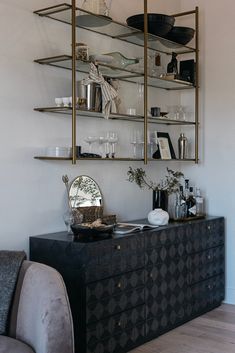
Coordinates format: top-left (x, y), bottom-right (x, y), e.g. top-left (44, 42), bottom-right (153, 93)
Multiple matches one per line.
top-left (106, 132), bottom-right (118, 158)
top-left (98, 136), bottom-right (109, 157)
top-left (84, 136), bottom-right (98, 153)
top-left (178, 105), bottom-right (186, 121)
top-left (63, 210), bottom-right (75, 234)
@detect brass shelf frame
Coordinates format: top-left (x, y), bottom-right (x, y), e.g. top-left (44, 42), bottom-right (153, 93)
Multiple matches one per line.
top-left (34, 1), bottom-right (199, 165)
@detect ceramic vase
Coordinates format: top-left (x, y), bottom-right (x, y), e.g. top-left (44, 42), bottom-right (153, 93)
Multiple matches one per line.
top-left (148, 208), bottom-right (169, 226)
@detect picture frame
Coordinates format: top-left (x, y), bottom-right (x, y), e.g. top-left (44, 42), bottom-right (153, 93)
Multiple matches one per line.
top-left (152, 132), bottom-right (176, 160)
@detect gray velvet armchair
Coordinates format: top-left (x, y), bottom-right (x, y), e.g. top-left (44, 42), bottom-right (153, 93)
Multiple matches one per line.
top-left (0, 261), bottom-right (74, 353)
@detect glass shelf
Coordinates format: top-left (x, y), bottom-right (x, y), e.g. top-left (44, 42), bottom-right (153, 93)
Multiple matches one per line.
top-left (34, 4), bottom-right (196, 55)
top-left (34, 106), bottom-right (196, 125)
top-left (34, 156), bottom-right (196, 162)
top-left (34, 55), bottom-right (194, 90)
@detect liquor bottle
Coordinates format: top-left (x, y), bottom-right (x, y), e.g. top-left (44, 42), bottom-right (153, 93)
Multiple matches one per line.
top-left (174, 192), bottom-right (181, 220)
top-left (184, 179), bottom-right (190, 200)
top-left (195, 187), bottom-right (205, 216)
top-left (179, 185), bottom-right (186, 218)
top-left (186, 187), bottom-right (196, 217)
top-left (167, 52), bottom-right (178, 76)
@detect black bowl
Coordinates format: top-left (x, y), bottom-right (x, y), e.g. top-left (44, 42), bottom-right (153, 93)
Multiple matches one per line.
top-left (71, 223), bottom-right (114, 238)
top-left (164, 26), bottom-right (195, 45)
top-left (126, 13), bottom-right (175, 37)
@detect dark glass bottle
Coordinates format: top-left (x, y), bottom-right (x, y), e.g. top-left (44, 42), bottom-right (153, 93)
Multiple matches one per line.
top-left (186, 187), bottom-right (196, 217)
top-left (179, 185), bottom-right (186, 218)
top-left (167, 52), bottom-right (178, 76)
top-left (184, 179), bottom-right (190, 200)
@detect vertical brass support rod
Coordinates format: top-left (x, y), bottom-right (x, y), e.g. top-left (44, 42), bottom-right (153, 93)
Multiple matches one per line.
top-left (143, 0), bottom-right (148, 164)
top-left (195, 6), bottom-right (199, 163)
top-left (72, 0), bottom-right (77, 164)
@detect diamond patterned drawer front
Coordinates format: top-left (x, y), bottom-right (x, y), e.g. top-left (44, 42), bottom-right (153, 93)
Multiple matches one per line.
top-left (86, 286), bottom-right (145, 324)
top-left (87, 304), bottom-right (145, 346)
top-left (188, 245), bottom-right (224, 284)
top-left (190, 274), bottom-right (225, 315)
top-left (85, 236), bottom-right (145, 282)
top-left (87, 322), bottom-right (146, 353)
top-left (30, 217), bottom-right (225, 353)
top-left (86, 268), bottom-right (145, 303)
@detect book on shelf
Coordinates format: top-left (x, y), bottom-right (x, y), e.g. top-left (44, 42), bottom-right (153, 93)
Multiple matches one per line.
top-left (114, 222), bottom-right (158, 235)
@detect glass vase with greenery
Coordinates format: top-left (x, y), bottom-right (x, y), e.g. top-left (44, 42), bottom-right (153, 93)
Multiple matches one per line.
top-left (127, 167), bottom-right (184, 211)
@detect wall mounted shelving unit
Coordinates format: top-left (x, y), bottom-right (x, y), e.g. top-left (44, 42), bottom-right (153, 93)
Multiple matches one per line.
top-left (33, 1), bottom-right (199, 164)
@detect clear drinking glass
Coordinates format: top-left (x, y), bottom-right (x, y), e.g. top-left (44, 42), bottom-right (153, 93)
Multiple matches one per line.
top-left (137, 83), bottom-right (144, 116)
top-left (63, 210), bottom-right (75, 234)
top-left (130, 130), bottom-right (142, 158)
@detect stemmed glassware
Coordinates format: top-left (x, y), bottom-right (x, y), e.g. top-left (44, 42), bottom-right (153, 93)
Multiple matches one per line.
top-left (98, 136), bottom-right (109, 158)
top-left (84, 136), bottom-right (98, 153)
top-left (106, 132), bottom-right (118, 158)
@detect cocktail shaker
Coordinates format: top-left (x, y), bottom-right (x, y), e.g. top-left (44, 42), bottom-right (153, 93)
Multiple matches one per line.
top-left (178, 133), bottom-right (188, 159)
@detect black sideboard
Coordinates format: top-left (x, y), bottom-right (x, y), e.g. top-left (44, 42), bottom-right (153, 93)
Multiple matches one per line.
top-left (30, 217), bottom-right (225, 353)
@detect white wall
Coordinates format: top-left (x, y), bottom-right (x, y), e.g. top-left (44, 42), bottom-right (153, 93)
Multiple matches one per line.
top-left (0, 0), bottom-right (180, 250)
top-left (1, 0), bottom-right (233, 303)
top-left (180, 0), bottom-right (235, 303)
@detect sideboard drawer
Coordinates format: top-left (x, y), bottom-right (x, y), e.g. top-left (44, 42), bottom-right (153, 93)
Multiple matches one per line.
top-left (87, 304), bottom-right (145, 346)
top-left (188, 245), bottom-right (224, 284)
top-left (145, 226), bottom-right (187, 250)
top-left (86, 286), bottom-right (145, 324)
top-left (191, 274), bottom-right (225, 315)
top-left (85, 236), bottom-right (145, 282)
top-left (185, 218), bottom-right (224, 254)
top-left (86, 268), bottom-right (145, 304)
top-left (145, 244), bottom-right (187, 267)
top-left (87, 322), bottom-right (145, 353)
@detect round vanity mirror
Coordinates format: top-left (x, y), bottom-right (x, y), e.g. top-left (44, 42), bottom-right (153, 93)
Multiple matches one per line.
top-left (69, 175), bottom-right (102, 208)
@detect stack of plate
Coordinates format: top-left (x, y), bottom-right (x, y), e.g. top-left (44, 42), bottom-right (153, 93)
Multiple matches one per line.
top-left (45, 147), bottom-right (72, 158)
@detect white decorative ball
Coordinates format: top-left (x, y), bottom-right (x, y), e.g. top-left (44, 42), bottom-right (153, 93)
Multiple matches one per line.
top-left (148, 208), bottom-right (169, 226)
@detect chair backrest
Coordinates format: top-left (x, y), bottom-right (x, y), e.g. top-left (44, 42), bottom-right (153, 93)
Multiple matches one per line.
top-left (9, 261), bottom-right (74, 353)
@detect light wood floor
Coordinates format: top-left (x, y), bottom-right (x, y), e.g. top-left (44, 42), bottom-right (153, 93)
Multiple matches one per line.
top-left (130, 304), bottom-right (235, 353)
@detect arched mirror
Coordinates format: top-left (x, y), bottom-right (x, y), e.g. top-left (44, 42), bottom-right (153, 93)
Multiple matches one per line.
top-left (69, 175), bottom-right (103, 208)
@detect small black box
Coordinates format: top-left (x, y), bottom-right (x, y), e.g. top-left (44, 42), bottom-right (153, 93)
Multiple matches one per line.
top-left (179, 59), bottom-right (195, 84)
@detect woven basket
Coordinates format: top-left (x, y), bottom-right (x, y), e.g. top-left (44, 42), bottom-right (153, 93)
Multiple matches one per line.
top-left (76, 206), bottom-right (104, 223)
top-left (102, 214), bottom-right (116, 225)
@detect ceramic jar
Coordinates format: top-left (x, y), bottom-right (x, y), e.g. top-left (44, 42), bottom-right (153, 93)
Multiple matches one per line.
top-left (148, 208), bottom-right (169, 226)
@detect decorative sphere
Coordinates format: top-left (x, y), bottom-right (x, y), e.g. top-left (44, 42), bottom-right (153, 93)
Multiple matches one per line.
top-left (148, 208), bottom-right (169, 226)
